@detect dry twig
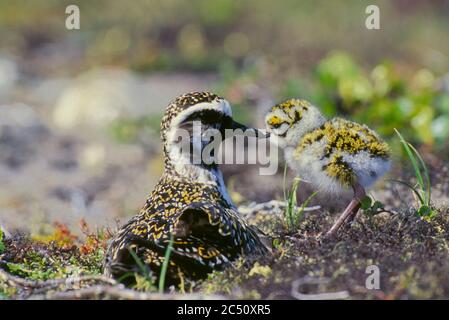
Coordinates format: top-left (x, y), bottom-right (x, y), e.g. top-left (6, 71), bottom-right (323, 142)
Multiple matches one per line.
top-left (239, 200), bottom-right (321, 216)
top-left (291, 276), bottom-right (349, 300)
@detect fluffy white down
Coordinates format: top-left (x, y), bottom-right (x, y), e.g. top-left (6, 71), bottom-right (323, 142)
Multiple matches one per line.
top-left (267, 102), bottom-right (391, 194)
top-left (284, 143), bottom-right (391, 195)
top-left (342, 150), bottom-right (391, 188)
top-left (284, 141), bottom-right (346, 194)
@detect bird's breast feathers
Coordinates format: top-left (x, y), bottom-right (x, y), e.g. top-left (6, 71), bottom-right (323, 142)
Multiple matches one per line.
top-left (286, 118), bottom-right (391, 192)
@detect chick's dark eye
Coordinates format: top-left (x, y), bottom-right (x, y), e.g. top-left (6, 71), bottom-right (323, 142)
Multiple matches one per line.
top-left (272, 123), bottom-right (282, 129)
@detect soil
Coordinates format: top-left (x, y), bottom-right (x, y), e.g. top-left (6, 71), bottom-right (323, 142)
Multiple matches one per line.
top-left (1, 70), bottom-right (449, 300)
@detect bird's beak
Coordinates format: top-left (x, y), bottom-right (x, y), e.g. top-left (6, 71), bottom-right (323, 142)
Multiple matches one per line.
top-left (225, 120), bottom-right (270, 139)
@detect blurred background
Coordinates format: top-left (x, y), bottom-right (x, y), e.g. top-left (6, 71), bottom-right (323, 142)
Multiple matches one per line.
top-left (1, 0), bottom-right (449, 235)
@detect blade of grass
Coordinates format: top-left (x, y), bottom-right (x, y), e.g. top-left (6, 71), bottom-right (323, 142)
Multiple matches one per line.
top-left (394, 129), bottom-right (425, 192)
top-left (128, 248), bottom-right (149, 277)
top-left (286, 178), bottom-right (300, 228)
top-left (117, 272), bottom-right (137, 284)
top-left (389, 179), bottom-right (425, 205)
top-left (407, 143), bottom-right (431, 205)
top-left (283, 165), bottom-right (288, 202)
top-left (288, 179), bottom-right (297, 226)
top-left (299, 191), bottom-right (318, 213)
top-left (158, 233), bottom-right (174, 293)
top-left (126, 248), bottom-right (155, 289)
top-left (295, 191), bottom-right (318, 225)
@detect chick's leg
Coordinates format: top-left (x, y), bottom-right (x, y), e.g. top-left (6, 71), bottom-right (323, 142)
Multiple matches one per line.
top-left (324, 183), bottom-right (366, 239)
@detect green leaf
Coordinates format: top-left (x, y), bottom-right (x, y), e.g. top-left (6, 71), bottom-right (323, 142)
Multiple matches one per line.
top-left (417, 205), bottom-right (432, 217)
top-left (159, 233), bottom-right (174, 293)
top-left (360, 196), bottom-right (373, 210)
top-left (394, 129), bottom-right (425, 192)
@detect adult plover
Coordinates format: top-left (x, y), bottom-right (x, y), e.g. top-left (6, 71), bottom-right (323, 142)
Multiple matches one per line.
top-left (104, 92), bottom-right (268, 285)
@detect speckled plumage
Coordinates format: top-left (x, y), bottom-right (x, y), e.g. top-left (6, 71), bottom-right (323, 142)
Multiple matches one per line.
top-left (104, 92), bottom-right (267, 284)
top-left (265, 99), bottom-right (391, 193)
top-left (265, 98), bottom-right (391, 237)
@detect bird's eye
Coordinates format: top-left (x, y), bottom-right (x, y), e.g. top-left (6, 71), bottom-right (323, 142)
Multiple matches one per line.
top-left (272, 122), bottom-right (290, 137)
top-left (183, 110), bottom-right (222, 124)
top-left (271, 122), bottom-right (286, 129)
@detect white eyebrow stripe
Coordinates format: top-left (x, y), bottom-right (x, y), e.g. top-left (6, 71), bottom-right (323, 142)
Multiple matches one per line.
top-left (166, 99), bottom-right (232, 143)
